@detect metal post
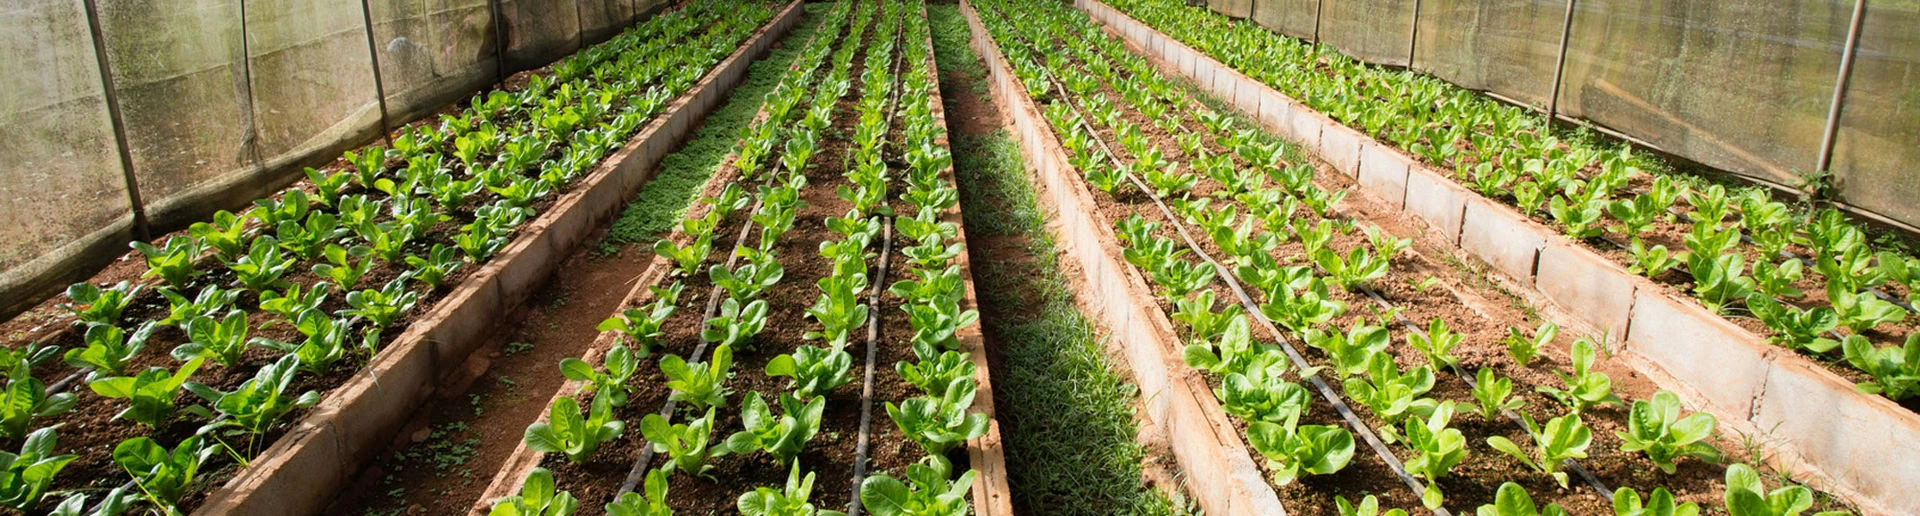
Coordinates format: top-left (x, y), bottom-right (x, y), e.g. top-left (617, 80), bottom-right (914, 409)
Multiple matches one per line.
top-left (78, 0), bottom-right (149, 240)
top-left (1816, 0), bottom-right (1868, 174)
top-left (357, 0), bottom-right (394, 145)
top-left (1312, 0), bottom-right (1325, 45)
top-left (489, 0), bottom-right (508, 81)
top-left (1545, 0), bottom-right (1578, 122)
top-left (1406, 0), bottom-right (1422, 69)
top-left (237, 0), bottom-right (264, 168)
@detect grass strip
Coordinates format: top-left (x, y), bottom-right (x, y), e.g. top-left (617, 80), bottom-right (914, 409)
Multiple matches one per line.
top-left (595, 6), bottom-right (825, 253)
top-left (931, 5), bottom-right (1188, 515)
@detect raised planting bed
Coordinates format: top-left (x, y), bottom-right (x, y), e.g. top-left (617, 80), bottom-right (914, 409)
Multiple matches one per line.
top-left (1074, 0), bottom-right (1920, 513)
top-left (467, 1), bottom-right (1012, 514)
top-left (0, 1), bottom-right (802, 513)
top-left (965, 0), bottom-right (1860, 514)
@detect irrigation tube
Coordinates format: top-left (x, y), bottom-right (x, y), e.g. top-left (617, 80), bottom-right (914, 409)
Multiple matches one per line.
top-left (848, 21), bottom-right (909, 516)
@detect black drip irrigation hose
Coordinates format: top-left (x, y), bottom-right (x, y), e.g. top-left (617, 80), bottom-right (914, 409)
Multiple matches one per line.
top-left (848, 21), bottom-right (908, 516)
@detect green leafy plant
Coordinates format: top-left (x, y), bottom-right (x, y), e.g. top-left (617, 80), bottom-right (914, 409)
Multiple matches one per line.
top-left (661, 344), bottom-right (733, 411)
top-left (605, 469), bottom-right (672, 516)
top-left (1343, 354), bottom-right (1438, 431)
top-left (1246, 414), bottom-right (1355, 486)
top-left (488, 467), bottom-right (578, 516)
top-left (0, 372), bottom-right (72, 442)
top-left (1548, 195), bottom-right (1606, 240)
top-left (654, 235), bottom-right (713, 278)
top-left (171, 310), bottom-right (258, 368)
top-left (1688, 252), bottom-right (1755, 314)
top-left (186, 354), bottom-right (321, 438)
top-left (859, 455), bottom-right (975, 516)
top-left (1617, 391), bottom-right (1721, 473)
top-left (711, 259), bottom-right (785, 304)
top-left (1827, 284), bottom-right (1904, 333)
top-left (1537, 338), bottom-right (1623, 413)
top-left (226, 238), bottom-right (295, 292)
top-left (1337, 495), bottom-right (1409, 516)
top-left (1611, 486), bottom-right (1701, 516)
top-left (0, 427), bottom-right (76, 511)
top-left (1626, 238), bottom-right (1681, 279)
top-left (157, 285), bottom-right (238, 327)
top-left (703, 299), bottom-right (769, 350)
top-left (258, 282), bottom-right (330, 322)
top-left (1841, 334), bottom-right (1920, 400)
top-left (561, 343), bottom-right (639, 407)
top-left (1506, 322), bottom-right (1554, 366)
top-left (525, 394), bottom-right (624, 464)
top-left (88, 357), bottom-right (209, 428)
top-left (1403, 401), bottom-right (1468, 509)
top-left (189, 210), bottom-right (253, 261)
top-left (1751, 257), bottom-right (1805, 299)
top-left (1216, 365), bottom-right (1309, 424)
top-left (640, 408), bottom-right (728, 478)
top-left (1471, 367), bottom-right (1526, 420)
top-left (64, 281), bottom-right (141, 327)
top-left (885, 378), bottom-right (990, 456)
top-left (1305, 323), bottom-right (1390, 379)
top-left (598, 299), bottom-right (676, 358)
top-left (1315, 246), bottom-right (1388, 290)
top-left (131, 237), bottom-right (202, 289)
top-left (344, 276), bottom-right (421, 329)
top-left (1723, 463), bottom-right (1851, 516)
top-left (1260, 277), bottom-right (1346, 333)
top-left (738, 463), bottom-right (846, 516)
top-left (1748, 294), bottom-right (1840, 354)
top-left (766, 345), bottom-right (853, 400)
top-left (66, 322), bottom-right (155, 377)
top-left (1487, 412), bottom-right (1591, 488)
top-left (727, 392), bottom-right (824, 466)
top-left (405, 244), bottom-right (464, 290)
top-left (1408, 318), bottom-right (1462, 369)
top-left (312, 244), bottom-right (376, 291)
top-left (1475, 482), bottom-right (1569, 516)
top-left (113, 435), bottom-right (216, 513)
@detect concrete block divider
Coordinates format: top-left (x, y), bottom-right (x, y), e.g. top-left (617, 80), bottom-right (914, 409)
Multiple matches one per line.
top-left (967, 2), bottom-right (1285, 515)
top-left (1073, 0), bottom-right (1920, 512)
top-left (192, 3), bottom-right (805, 514)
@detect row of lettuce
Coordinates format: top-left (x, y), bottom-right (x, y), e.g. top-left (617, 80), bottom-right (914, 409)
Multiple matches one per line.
top-left (486, 1), bottom-right (986, 514)
top-left (1102, 0), bottom-right (1920, 404)
top-left (970, 0), bottom-right (1850, 513)
top-left (17, 2), bottom-right (780, 514)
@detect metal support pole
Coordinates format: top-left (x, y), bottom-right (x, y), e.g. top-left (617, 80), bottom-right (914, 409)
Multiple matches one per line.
top-left (1545, 0), bottom-right (1578, 122)
top-left (1406, 0), bottom-right (1422, 69)
top-left (1816, 0), bottom-right (1868, 174)
top-left (357, 0), bottom-right (394, 145)
top-left (78, 0), bottom-right (149, 241)
top-left (489, 0), bottom-right (508, 81)
top-left (1312, 0), bottom-right (1325, 45)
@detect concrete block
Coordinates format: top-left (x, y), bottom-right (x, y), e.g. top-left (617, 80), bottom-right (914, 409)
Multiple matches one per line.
top-left (423, 267), bottom-right (504, 369)
top-left (1534, 240), bottom-right (1636, 336)
top-left (326, 337), bottom-right (434, 460)
top-left (1212, 66), bottom-right (1234, 99)
top-left (1256, 89), bottom-right (1288, 134)
top-left (1193, 58), bottom-right (1217, 95)
top-left (1402, 166), bottom-right (1466, 245)
top-left (196, 423), bottom-right (347, 515)
top-left (1624, 292), bottom-right (1771, 417)
top-left (1357, 143), bottom-right (1410, 208)
top-left (1319, 125), bottom-right (1362, 177)
top-left (1458, 198), bottom-right (1544, 282)
top-left (1285, 106), bottom-right (1323, 153)
top-left (1751, 359), bottom-right (1920, 514)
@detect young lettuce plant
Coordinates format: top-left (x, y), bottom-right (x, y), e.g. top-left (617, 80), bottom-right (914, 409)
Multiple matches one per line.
top-left (739, 463), bottom-right (846, 516)
top-left (131, 236), bottom-right (202, 289)
top-left (1506, 322), bottom-right (1555, 366)
top-left (0, 427), bottom-right (75, 511)
top-left (343, 276), bottom-right (420, 330)
top-left (605, 469), bottom-right (671, 516)
top-left (525, 394), bottom-right (624, 464)
top-left (1246, 414), bottom-right (1355, 486)
top-left (88, 357), bottom-right (209, 428)
top-left (703, 299), bottom-right (770, 350)
top-left (1261, 277), bottom-right (1348, 333)
top-left (1751, 257), bottom-right (1805, 299)
top-left (1403, 401), bottom-right (1469, 509)
top-left (598, 299), bottom-right (676, 358)
top-left (710, 259), bottom-right (785, 305)
top-left (1408, 318), bottom-right (1462, 369)
top-left (1537, 338), bottom-right (1623, 413)
top-left (886, 378), bottom-right (990, 456)
top-left (858, 455), bottom-right (975, 516)
top-left (488, 468), bottom-right (578, 516)
top-left (259, 309), bottom-right (366, 376)
top-left (1343, 354), bottom-right (1439, 435)
top-left (661, 344), bottom-right (734, 412)
top-left (65, 281), bottom-right (141, 327)
top-left (258, 282), bottom-right (330, 322)
top-left (1827, 284), bottom-right (1904, 333)
top-left (1173, 290), bottom-right (1243, 340)
top-left (654, 234), bottom-right (714, 278)
top-left (1336, 495), bottom-right (1409, 516)
top-left (1616, 391), bottom-right (1722, 473)
top-left (1471, 367), bottom-right (1526, 420)
top-left (560, 343), bottom-right (639, 407)
top-left (1688, 252), bottom-right (1755, 314)
top-left (766, 344), bottom-right (853, 400)
top-left (66, 322), bottom-right (156, 377)
top-left (113, 435), bottom-right (217, 514)
top-left (1841, 334), bottom-right (1920, 400)
top-left (1216, 364), bottom-right (1310, 424)
top-left (1626, 238), bottom-right (1682, 279)
top-left (1747, 294), bottom-right (1840, 354)
top-left (640, 408), bottom-right (728, 478)
top-left (1306, 323), bottom-right (1391, 379)
top-left (404, 244), bottom-right (464, 291)
top-left (898, 342), bottom-right (976, 398)
top-left (727, 392), bottom-right (825, 466)
top-left (1487, 412), bottom-right (1592, 488)
top-left (1723, 463), bottom-right (1851, 516)
top-left (190, 354), bottom-right (322, 438)
top-left (1314, 246), bottom-right (1388, 291)
top-left (0, 367), bottom-right (72, 441)
top-left (1610, 486), bottom-right (1701, 516)
top-left (1476, 482), bottom-right (1570, 516)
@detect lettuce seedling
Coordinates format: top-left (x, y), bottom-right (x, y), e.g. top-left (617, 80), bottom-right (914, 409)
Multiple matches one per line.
top-left (89, 357), bottom-right (208, 428)
top-left (172, 310), bottom-right (258, 368)
top-left (1172, 290), bottom-right (1243, 341)
top-left (1827, 284), bottom-right (1904, 333)
top-left (1403, 401), bottom-right (1468, 509)
top-left (1506, 322), bottom-right (1554, 366)
top-left (1315, 247), bottom-right (1388, 291)
top-left (703, 299), bottom-right (769, 350)
top-left (1408, 318), bottom-right (1462, 369)
top-left (1617, 391), bottom-right (1721, 473)
top-left (1687, 252), bottom-right (1754, 314)
top-left (525, 394), bottom-right (624, 464)
top-left (1476, 482), bottom-right (1570, 516)
top-left (1747, 294), bottom-right (1840, 353)
top-left (1471, 367), bottom-right (1526, 420)
top-left (157, 284), bottom-right (239, 327)
top-left (0, 427), bottom-right (75, 511)
top-left (766, 345), bottom-right (853, 400)
top-left (661, 344), bottom-right (733, 411)
top-left (886, 378), bottom-right (989, 456)
top-left (1261, 277), bottom-right (1347, 333)
top-left (739, 463), bottom-right (844, 516)
top-left (859, 455), bottom-right (975, 516)
top-left (1217, 369), bottom-right (1310, 424)
top-left (640, 408), bottom-right (728, 478)
top-left (605, 468), bottom-right (672, 516)
top-left (599, 302), bottom-right (675, 358)
top-left (344, 276), bottom-right (420, 330)
top-left (189, 210), bottom-right (253, 261)
top-left (405, 244), bottom-right (464, 290)
top-left (1723, 463), bottom-right (1851, 516)
top-left (1537, 338), bottom-right (1622, 413)
top-left (1625, 238), bottom-right (1681, 279)
top-left (66, 322), bottom-right (155, 377)
top-left (1487, 413), bottom-right (1591, 488)
top-left (258, 282), bottom-right (331, 322)
top-left (1343, 354), bottom-right (1438, 431)
top-left (1335, 495), bottom-right (1408, 516)
top-left (488, 467), bottom-right (578, 516)
top-left (1246, 415), bottom-right (1355, 486)
top-left (561, 343), bottom-right (639, 407)
top-left (1611, 486), bottom-right (1701, 516)
top-left (728, 392), bottom-right (825, 465)
top-left (226, 238), bottom-right (294, 292)
top-left (1842, 334), bottom-right (1920, 401)
top-left (113, 435), bottom-right (216, 513)
top-left (1306, 324), bottom-right (1390, 379)
top-left (187, 354), bottom-right (320, 437)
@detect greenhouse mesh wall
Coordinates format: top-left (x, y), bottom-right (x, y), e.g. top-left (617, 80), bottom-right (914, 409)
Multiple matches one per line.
top-left (1210, 0), bottom-right (1919, 228)
top-left (0, 0), bottom-right (668, 317)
